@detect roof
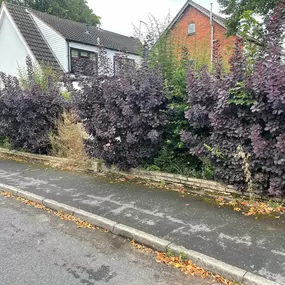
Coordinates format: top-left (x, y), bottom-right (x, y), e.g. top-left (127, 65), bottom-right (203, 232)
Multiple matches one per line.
top-left (5, 3), bottom-right (61, 69)
top-left (166, 0), bottom-right (226, 33)
top-left (31, 9), bottom-right (141, 55)
top-left (3, 3), bottom-right (141, 72)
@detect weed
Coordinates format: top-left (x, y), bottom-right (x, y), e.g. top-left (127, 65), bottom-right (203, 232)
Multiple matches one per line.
top-left (49, 111), bottom-right (89, 168)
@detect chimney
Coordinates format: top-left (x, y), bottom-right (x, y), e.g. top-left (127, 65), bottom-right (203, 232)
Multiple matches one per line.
top-left (97, 37), bottom-right (101, 45)
top-left (85, 23), bottom-right (90, 34)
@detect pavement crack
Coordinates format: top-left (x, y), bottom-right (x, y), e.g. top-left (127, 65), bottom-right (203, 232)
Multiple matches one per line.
top-left (241, 271), bottom-right (248, 284)
top-left (19, 168), bottom-right (41, 175)
top-left (112, 222), bottom-right (119, 232)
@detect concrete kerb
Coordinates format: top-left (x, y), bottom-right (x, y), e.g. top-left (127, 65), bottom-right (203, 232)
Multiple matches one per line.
top-left (0, 183), bottom-right (45, 204)
top-left (73, 209), bottom-right (118, 232)
top-left (167, 243), bottom-right (280, 285)
top-left (113, 223), bottom-right (171, 252)
top-left (17, 190), bottom-right (45, 204)
top-left (43, 199), bottom-right (79, 215)
top-left (0, 183), bottom-right (20, 195)
top-left (0, 184), bottom-right (282, 285)
top-left (167, 243), bottom-right (247, 283)
top-left (242, 272), bottom-right (281, 285)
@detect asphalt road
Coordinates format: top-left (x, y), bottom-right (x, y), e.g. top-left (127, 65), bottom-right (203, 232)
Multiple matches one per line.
top-left (0, 195), bottom-right (218, 285)
top-left (0, 160), bottom-right (284, 283)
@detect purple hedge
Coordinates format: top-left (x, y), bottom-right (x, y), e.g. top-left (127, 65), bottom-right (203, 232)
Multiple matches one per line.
top-left (74, 60), bottom-right (167, 170)
top-left (0, 58), bottom-right (67, 154)
top-left (182, 3), bottom-right (285, 197)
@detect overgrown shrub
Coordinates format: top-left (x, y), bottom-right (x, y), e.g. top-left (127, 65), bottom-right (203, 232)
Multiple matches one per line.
top-left (72, 57), bottom-right (98, 77)
top-left (145, 145), bottom-right (202, 177)
top-left (0, 58), bottom-right (67, 154)
top-left (18, 57), bottom-right (61, 91)
top-left (140, 14), bottom-right (231, 176)
top-left (50, 111), bottom-right (89, 166)
top-left (74, 60), bottom-right (167, 170)
top-left (182, 3), bottom-right (285, 197)
top-left (140, 17), bottom-right (205, 175)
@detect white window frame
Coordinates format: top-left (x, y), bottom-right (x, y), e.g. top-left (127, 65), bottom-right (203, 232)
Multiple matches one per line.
top-left (188, 23), bottom-right (196, 35)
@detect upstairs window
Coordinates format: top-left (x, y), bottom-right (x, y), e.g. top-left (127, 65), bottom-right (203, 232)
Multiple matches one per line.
top-left (188, 23), bottom-right (196, 35)
top-left (70, 48), bottom-right (98, 76)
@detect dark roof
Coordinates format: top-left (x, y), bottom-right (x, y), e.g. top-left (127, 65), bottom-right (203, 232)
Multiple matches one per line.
top-left (166, 0), bottom-right (226, 33)
top-left (31, 9), bottom-right (141, 55)
top-left (6, 3), bottom-right (61, 70)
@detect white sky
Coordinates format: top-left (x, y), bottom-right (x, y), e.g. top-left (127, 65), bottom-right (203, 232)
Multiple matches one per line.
top-left (87, 0), bottom-right (221, 36)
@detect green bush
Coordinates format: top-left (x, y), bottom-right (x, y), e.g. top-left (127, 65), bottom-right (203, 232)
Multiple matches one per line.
top-left (18, 57), bottom-right (61, 92)
top-left (142, 23), bottom-right (204, 176)
top-left (145, 145), bottom-right (202, 177)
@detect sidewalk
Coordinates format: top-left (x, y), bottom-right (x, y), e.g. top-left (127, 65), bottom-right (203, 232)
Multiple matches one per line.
top-left (0, 159), bottom-right (284, 284)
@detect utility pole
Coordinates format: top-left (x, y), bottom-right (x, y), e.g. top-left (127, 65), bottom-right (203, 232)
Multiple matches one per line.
top-left (210, 3), bottom-right (214, 65)
top-left (139, 20), bottom-right (147, 41)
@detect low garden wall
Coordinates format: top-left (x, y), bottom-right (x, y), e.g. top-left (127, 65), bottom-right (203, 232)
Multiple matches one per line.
top-left (0, 147), bottom-right (69, 165)
top-left (101, 166), bottom-right (284, 202)
top-left (1, 147), bottom-right (283, 203)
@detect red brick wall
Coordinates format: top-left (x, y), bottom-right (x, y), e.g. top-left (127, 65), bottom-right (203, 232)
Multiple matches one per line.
top-left (170, 5), bottom-right (236, 66)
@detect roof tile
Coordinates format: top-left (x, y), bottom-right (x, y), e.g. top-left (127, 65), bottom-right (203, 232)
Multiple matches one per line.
top-left (31, 9), bottom-right (141, 55)
top-left (6, 3), bottom-right (61, 70)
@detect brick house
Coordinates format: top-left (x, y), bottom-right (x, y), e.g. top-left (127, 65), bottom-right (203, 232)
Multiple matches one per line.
top-left (166, 0), bottom-right (237, 65)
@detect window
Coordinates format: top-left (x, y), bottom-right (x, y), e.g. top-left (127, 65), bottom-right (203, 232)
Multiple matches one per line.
top-left (113, 55), bottom-right (136, 75)
top-left (80, 51), bottom-right (89, 58)
top-left (71, 49), bottom-right (79, 58)
top-left (188, 23), bottom-right (196, 35)
top-left (70, 48), bottom-right (96, 61)
top-left (70, 48), bottom-right (98, 75)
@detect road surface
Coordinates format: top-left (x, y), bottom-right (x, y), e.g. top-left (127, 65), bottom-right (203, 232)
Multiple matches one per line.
top-left (0, 159), bottom-right (284, 283)
top-left (0, 194), bottom-right (217, 285)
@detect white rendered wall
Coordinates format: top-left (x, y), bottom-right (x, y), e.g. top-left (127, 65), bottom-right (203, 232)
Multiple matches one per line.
top-left (0, 10), bottom-right (30, 76)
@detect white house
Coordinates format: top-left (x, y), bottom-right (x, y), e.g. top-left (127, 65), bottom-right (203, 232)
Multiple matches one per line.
top-left (0, 2), bottom-right (141, 77)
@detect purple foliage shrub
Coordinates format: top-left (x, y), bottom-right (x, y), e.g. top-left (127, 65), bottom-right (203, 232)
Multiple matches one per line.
top-left (74, 59), bottom-right (167, 170)
top-left (72, 57), bottom-right (98, 77)
top-left (0, 58), bottom-right (67, 154)
top-left (182, 3), bottom-right (285, 197)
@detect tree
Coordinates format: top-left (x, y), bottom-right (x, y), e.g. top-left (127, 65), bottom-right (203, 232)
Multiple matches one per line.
top-left (217, 0), bottom-right (280, 35)
top-left (0, 0), bottom-right (100, 26)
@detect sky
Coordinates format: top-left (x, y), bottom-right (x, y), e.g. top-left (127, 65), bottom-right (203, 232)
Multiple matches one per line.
top-left (87, 0), bottom-right (220, 36)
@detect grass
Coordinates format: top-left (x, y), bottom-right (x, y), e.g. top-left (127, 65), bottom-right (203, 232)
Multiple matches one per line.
top-left (0, 137), bottom-right (10, 149)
